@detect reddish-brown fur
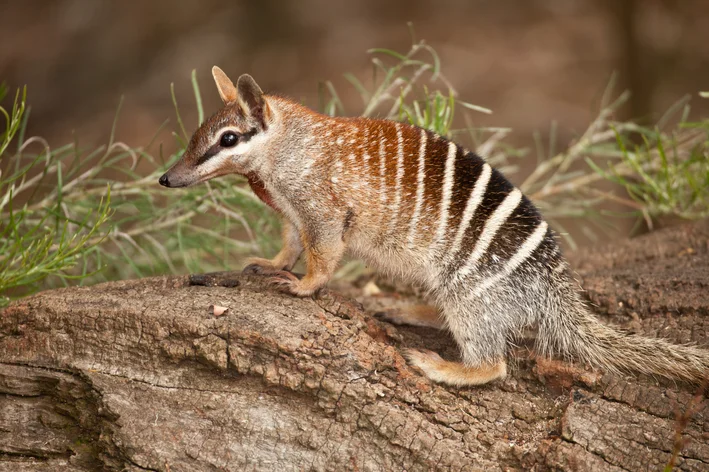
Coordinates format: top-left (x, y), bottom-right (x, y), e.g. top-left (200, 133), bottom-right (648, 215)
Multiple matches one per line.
top-left (246, 173), bottom-right (279, 212)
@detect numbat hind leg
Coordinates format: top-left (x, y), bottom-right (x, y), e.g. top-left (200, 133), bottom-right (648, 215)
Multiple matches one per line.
top-left (404, 297), bottom-right (510, 386)
top-left (374, 304), bottom-right (443, 329)
top-left (404, 349), bottom-right (507, 386)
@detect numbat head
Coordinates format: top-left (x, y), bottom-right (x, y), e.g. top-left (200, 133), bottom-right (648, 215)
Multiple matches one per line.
top-left (159, 67), bottom-right (273, 188)
top-left (160, 67), bottom-right (709, 387)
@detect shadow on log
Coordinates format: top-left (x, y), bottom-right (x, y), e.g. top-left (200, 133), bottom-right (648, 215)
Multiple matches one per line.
top-left (1, 222), bottom-right (709, 471)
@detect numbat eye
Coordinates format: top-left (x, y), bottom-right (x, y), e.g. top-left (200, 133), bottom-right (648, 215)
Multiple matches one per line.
top-left (220, 132), bottom-right (238, 147)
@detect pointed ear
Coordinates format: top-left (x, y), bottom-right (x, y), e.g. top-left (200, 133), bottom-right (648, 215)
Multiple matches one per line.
top-left (236, 74), bottom-right (270, 128)
top-left (236, 74), bottom-right (266, 115)
top-left (212, 66), bottom-right (237, 104)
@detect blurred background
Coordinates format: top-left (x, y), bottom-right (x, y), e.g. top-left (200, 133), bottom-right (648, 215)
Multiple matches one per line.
top-left (1, 0), bottom-right (709, 299)
top-left (2, 0), bottom-right (708, 153)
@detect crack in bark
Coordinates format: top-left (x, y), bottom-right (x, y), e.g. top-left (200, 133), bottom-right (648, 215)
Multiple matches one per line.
top-left (0, 450), bottom-right (60, 460)
top-left (124, 456), bottom-right (161, 472)
top-left (558, 435), bottom-right (633, 472)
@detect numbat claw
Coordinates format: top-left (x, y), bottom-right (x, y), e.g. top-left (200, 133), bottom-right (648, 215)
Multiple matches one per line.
top-left (267, 275), bottom-right (321, 298)
top-left (267, 270), bottom-right (300, 283)
top-left (241, 257), bottom-right (283, 275)
top-left (266, 271), bottom-right (303, 294)
top-left (241, 263), bottom-right (267, 275)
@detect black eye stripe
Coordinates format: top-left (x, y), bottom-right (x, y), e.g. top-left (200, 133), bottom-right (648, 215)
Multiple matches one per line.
top-left (196, 144), bottom-right (221, 166)
top-left (195, 128), bottom-right (260, 167)
top-left (240, 128), bottom-right (258, 143)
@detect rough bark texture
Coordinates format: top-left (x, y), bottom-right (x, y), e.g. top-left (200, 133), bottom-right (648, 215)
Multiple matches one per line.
top-left (1, 222), bottom-right (708, 471)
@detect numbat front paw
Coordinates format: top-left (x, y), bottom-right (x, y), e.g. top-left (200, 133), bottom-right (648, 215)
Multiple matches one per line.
top-left (267, 273), bottom-right (321, 297)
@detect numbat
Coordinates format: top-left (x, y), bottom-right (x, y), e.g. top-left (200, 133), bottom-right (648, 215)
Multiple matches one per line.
top-left (159, 67), bottom-right (709, 386)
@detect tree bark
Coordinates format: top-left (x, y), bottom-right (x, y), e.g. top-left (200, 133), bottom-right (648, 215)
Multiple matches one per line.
top-left (1, 222), bottom-right (708, 471)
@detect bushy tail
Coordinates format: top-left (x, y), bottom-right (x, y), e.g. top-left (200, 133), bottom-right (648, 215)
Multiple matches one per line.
top-left (537, 297), bottom-right (709, 383)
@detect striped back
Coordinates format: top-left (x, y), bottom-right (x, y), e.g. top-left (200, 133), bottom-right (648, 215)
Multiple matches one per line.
top-left (341, 118), bottom-right (559, 288)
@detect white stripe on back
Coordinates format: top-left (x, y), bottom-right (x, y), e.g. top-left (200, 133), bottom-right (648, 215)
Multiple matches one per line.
top-left (431, 142), bottom-right (458, 250)
top-left (362, 125), bottom-right (371, 184)
top-left (448, 163), bottom-right (492, 258)
top-left (472, 221), bottom-right (548, 295)
top-left (458, 188), bottom-right (522, 278)
top-left (407, 129), bottom-right (428, 248)
top-left (379, 129), bottom-right (387, 207)
top-left (389, 123), bottom-right (405, 232)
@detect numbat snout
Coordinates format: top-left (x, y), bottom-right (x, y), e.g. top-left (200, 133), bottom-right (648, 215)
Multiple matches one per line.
top-left (159, 67), bottom-right (709, 387)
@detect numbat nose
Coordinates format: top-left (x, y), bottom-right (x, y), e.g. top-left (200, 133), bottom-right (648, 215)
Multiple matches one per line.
top-left (158, 174), bottom-right (170, 187)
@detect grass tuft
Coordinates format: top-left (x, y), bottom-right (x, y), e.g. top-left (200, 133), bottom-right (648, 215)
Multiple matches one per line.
top-left (0, 87), bottom-right (112, 306)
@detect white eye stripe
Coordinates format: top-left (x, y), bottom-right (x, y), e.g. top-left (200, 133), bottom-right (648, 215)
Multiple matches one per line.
top-left (197, 149), bottom-right (230, 174)
top-left (195, 144), bottom-right (239, 170)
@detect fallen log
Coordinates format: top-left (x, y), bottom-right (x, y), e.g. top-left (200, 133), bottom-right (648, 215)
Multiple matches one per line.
top-left (1, 222), bottom-right (708, 471)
